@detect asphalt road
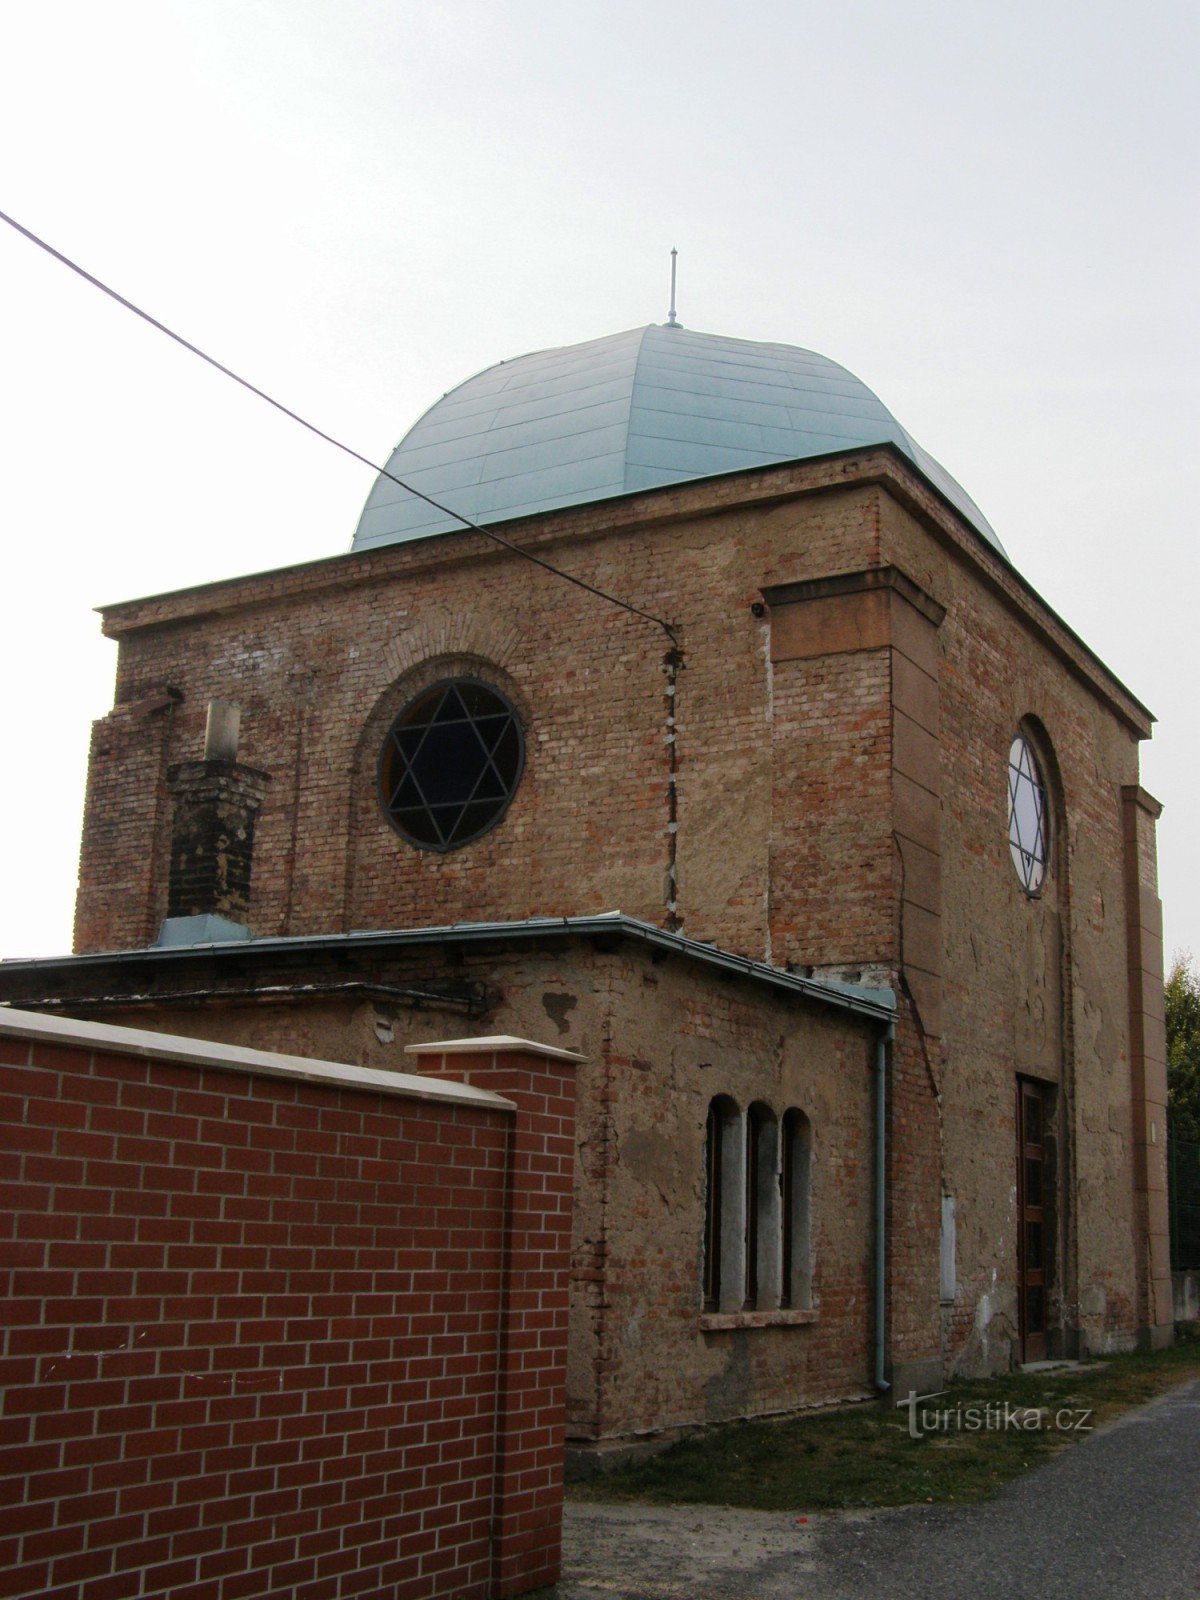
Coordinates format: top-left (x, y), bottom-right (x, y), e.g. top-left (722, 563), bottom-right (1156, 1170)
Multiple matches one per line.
top-left (561, 1378), bottom-right (1200, 1599)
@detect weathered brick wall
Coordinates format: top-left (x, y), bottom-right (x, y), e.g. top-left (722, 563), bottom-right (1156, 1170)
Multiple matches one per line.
top-left (577, 957), bottom-right (880, 1439)
top-left (0, 1013), bottom-right (576, 1600)
top-left (74, 469), bottom-right (889, 959)
top-left (767, 646), bottom-right (894, 966)
top-left (64, 445), bottom-right (1161, 1399)
top-left (885, 1007), bottom-right (943, 1379)
top-left (876, 488), bottom-right (1151, 1361)
top-left (75, 699), bottom-right (177, 953)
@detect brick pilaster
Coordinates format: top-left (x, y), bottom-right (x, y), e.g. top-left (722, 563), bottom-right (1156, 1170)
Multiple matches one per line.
top-left (1121, 786), bottom-right (1173, 1348)
top-left (407, 1035), bottom-right (582, 1598)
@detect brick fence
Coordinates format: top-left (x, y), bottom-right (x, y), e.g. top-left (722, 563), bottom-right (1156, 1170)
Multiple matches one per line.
top-left (0, 1009), bottom-right (579, 1600)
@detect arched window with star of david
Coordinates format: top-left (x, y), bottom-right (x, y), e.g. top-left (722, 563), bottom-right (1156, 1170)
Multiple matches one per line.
top-left (1007, 733), bottom-right (1050, 894)
top-left (378, 678), bottom-right (525, 851)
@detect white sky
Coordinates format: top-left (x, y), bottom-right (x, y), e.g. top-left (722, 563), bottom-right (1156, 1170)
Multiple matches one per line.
top-left (1, 0), bottom-right (1196, 965)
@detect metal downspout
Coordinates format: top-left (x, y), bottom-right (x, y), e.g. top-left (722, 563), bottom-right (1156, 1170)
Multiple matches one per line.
top-left (875, 1022), bottom-right (894, 1394)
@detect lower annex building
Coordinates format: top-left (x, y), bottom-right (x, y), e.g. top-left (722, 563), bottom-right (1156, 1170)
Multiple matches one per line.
top-left (0, 320), bottom-right (1172, 1457)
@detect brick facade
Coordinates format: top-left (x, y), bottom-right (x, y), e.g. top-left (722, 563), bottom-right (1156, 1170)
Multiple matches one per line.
top-left (4, 437), bottom-right (1171, 1456)
top-left (0, 1010), bottom-right (577, 1600)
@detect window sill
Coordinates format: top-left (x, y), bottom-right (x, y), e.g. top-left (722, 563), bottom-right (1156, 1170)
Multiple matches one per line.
top-left (699, 1308), bottom-right (818, 1331)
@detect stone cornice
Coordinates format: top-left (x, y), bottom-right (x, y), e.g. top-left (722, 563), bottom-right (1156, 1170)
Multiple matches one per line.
top-left (96, 445), bottom-right (1152, 736)
top-left (761, 564), bottom-right (948, 628)
top-left (1121, 784), bottom-right (1164, 819)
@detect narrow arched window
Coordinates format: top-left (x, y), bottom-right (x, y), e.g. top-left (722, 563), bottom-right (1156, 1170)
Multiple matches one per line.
top-left (781, 1109), bottom-right (813, 1310)
top-left (747, 1103), bottom-right (780, 1310)
top-left (703, 1100), bottom-right (723, 1311)
top-left (703, 1097), bottom-right (742, 1312)
top-left (1007, 733), bottom-right (1050, 894)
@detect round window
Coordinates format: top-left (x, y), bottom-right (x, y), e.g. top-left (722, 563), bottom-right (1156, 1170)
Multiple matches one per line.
top-left (1007, 734), bottom-right (1049, 894)
top-left (379, 679), bottom-right (524, 851)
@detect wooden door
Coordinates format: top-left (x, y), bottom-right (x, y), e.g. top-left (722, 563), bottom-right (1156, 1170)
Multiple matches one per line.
top-left (1017, 1079), bottom-right (1048, 1362)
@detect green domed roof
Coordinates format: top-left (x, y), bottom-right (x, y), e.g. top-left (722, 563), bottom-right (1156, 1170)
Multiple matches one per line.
top-left (352, 323), bottom-right (1004, 557)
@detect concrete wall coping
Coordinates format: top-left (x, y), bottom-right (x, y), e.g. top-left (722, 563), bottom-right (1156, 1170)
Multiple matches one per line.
top-left (406, 1034), bottom-right (587, 1064)
top-left (0, 1005), bottom-right (514, 1111)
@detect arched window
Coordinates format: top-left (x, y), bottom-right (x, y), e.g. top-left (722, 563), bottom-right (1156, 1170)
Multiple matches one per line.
top-left (1007, 732), bottom-right (1050, 894)
top-left (781, 1109), bottom-right (813, 1310)
top-left (703, 1097), bottom-right (742, 1312)
top-left (747, 1103), bottom-right (780, 1309)
top-left (704, 1097), bottom-right (809, 1315)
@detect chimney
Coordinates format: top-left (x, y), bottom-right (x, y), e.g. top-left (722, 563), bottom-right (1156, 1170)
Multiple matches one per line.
top-left (157, 701), bottom-right (270, 946)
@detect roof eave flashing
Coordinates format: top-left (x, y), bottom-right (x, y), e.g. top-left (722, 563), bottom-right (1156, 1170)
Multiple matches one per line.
top-left (96, 543), bottom-right (385, 638)
top-left (0, 913), bottom-right (896, 1026)
top-left (93, 446), bottom-right (941, 636)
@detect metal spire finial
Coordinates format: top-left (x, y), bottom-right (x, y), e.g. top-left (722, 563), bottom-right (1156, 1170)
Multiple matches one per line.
top-left (666, 247), bottom-right (680, 327)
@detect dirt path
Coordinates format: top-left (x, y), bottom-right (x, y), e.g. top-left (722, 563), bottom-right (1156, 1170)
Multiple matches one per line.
top-left (558, 1378), bottom-right (1200, 1600)
top-left (561, 1500), bottom-right (844, 1598)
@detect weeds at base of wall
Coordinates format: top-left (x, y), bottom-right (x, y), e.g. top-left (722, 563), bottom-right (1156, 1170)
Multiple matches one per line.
top-left (571, 1342), bottom-right (1200, 1513)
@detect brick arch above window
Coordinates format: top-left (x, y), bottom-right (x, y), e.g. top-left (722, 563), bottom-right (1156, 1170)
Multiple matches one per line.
top-left (381, 609), bottom-right (524, 684)
top-left (351, 652), bottom-right (534, 794)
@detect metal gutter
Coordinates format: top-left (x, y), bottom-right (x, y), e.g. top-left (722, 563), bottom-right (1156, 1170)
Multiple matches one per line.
top-left (874, 1021), bottom-right (895, 1393)
top-left (8, 980), bottom-right (486, 1016)
top-left (1, 913), bottom-right (896, 1025)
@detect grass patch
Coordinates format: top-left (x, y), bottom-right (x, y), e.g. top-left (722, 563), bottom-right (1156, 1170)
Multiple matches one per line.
top-left (573, 1339), bottom-right (1200, 1512)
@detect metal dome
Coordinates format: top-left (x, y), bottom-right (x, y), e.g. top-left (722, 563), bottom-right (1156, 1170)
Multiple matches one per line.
top-left (351, 323), bottom-right (1004, 557)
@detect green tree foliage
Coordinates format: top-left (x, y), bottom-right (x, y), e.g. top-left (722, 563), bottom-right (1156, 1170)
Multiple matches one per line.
top-left (1167, 955), bottom-right (1200, 1144)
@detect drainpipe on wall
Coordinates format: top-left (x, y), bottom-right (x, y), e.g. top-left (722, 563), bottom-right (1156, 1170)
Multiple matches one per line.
top-left (874, 1021), bottom-right (895, 1394)
top-left (663, 645), bottom-right (683, 933)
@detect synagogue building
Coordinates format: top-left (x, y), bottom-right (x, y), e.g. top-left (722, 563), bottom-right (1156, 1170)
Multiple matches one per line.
top-left (0, 319), bottom-right (1172, 1461)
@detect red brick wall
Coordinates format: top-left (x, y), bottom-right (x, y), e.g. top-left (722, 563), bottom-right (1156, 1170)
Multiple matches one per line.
top-left (0, 1018), bottom-right (576, 1600)
top-left (405, 1042), bottom-right (578, 1598)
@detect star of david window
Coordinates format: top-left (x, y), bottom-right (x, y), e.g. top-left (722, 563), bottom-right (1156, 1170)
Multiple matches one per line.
top-left (1007, 734), bottom-right (1050, 894)
top-left (378, 679), bottom-right (524, 851)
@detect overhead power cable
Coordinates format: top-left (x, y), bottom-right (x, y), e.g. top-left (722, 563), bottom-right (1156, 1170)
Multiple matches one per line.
top-left (0, 208), bottom-right (678, 645)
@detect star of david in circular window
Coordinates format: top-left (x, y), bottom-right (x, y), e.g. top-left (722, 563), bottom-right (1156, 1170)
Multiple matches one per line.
top-left (379, 679), bottom-right (525, 851)
top-left (1007, 734), bottom-right (1050, 894)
